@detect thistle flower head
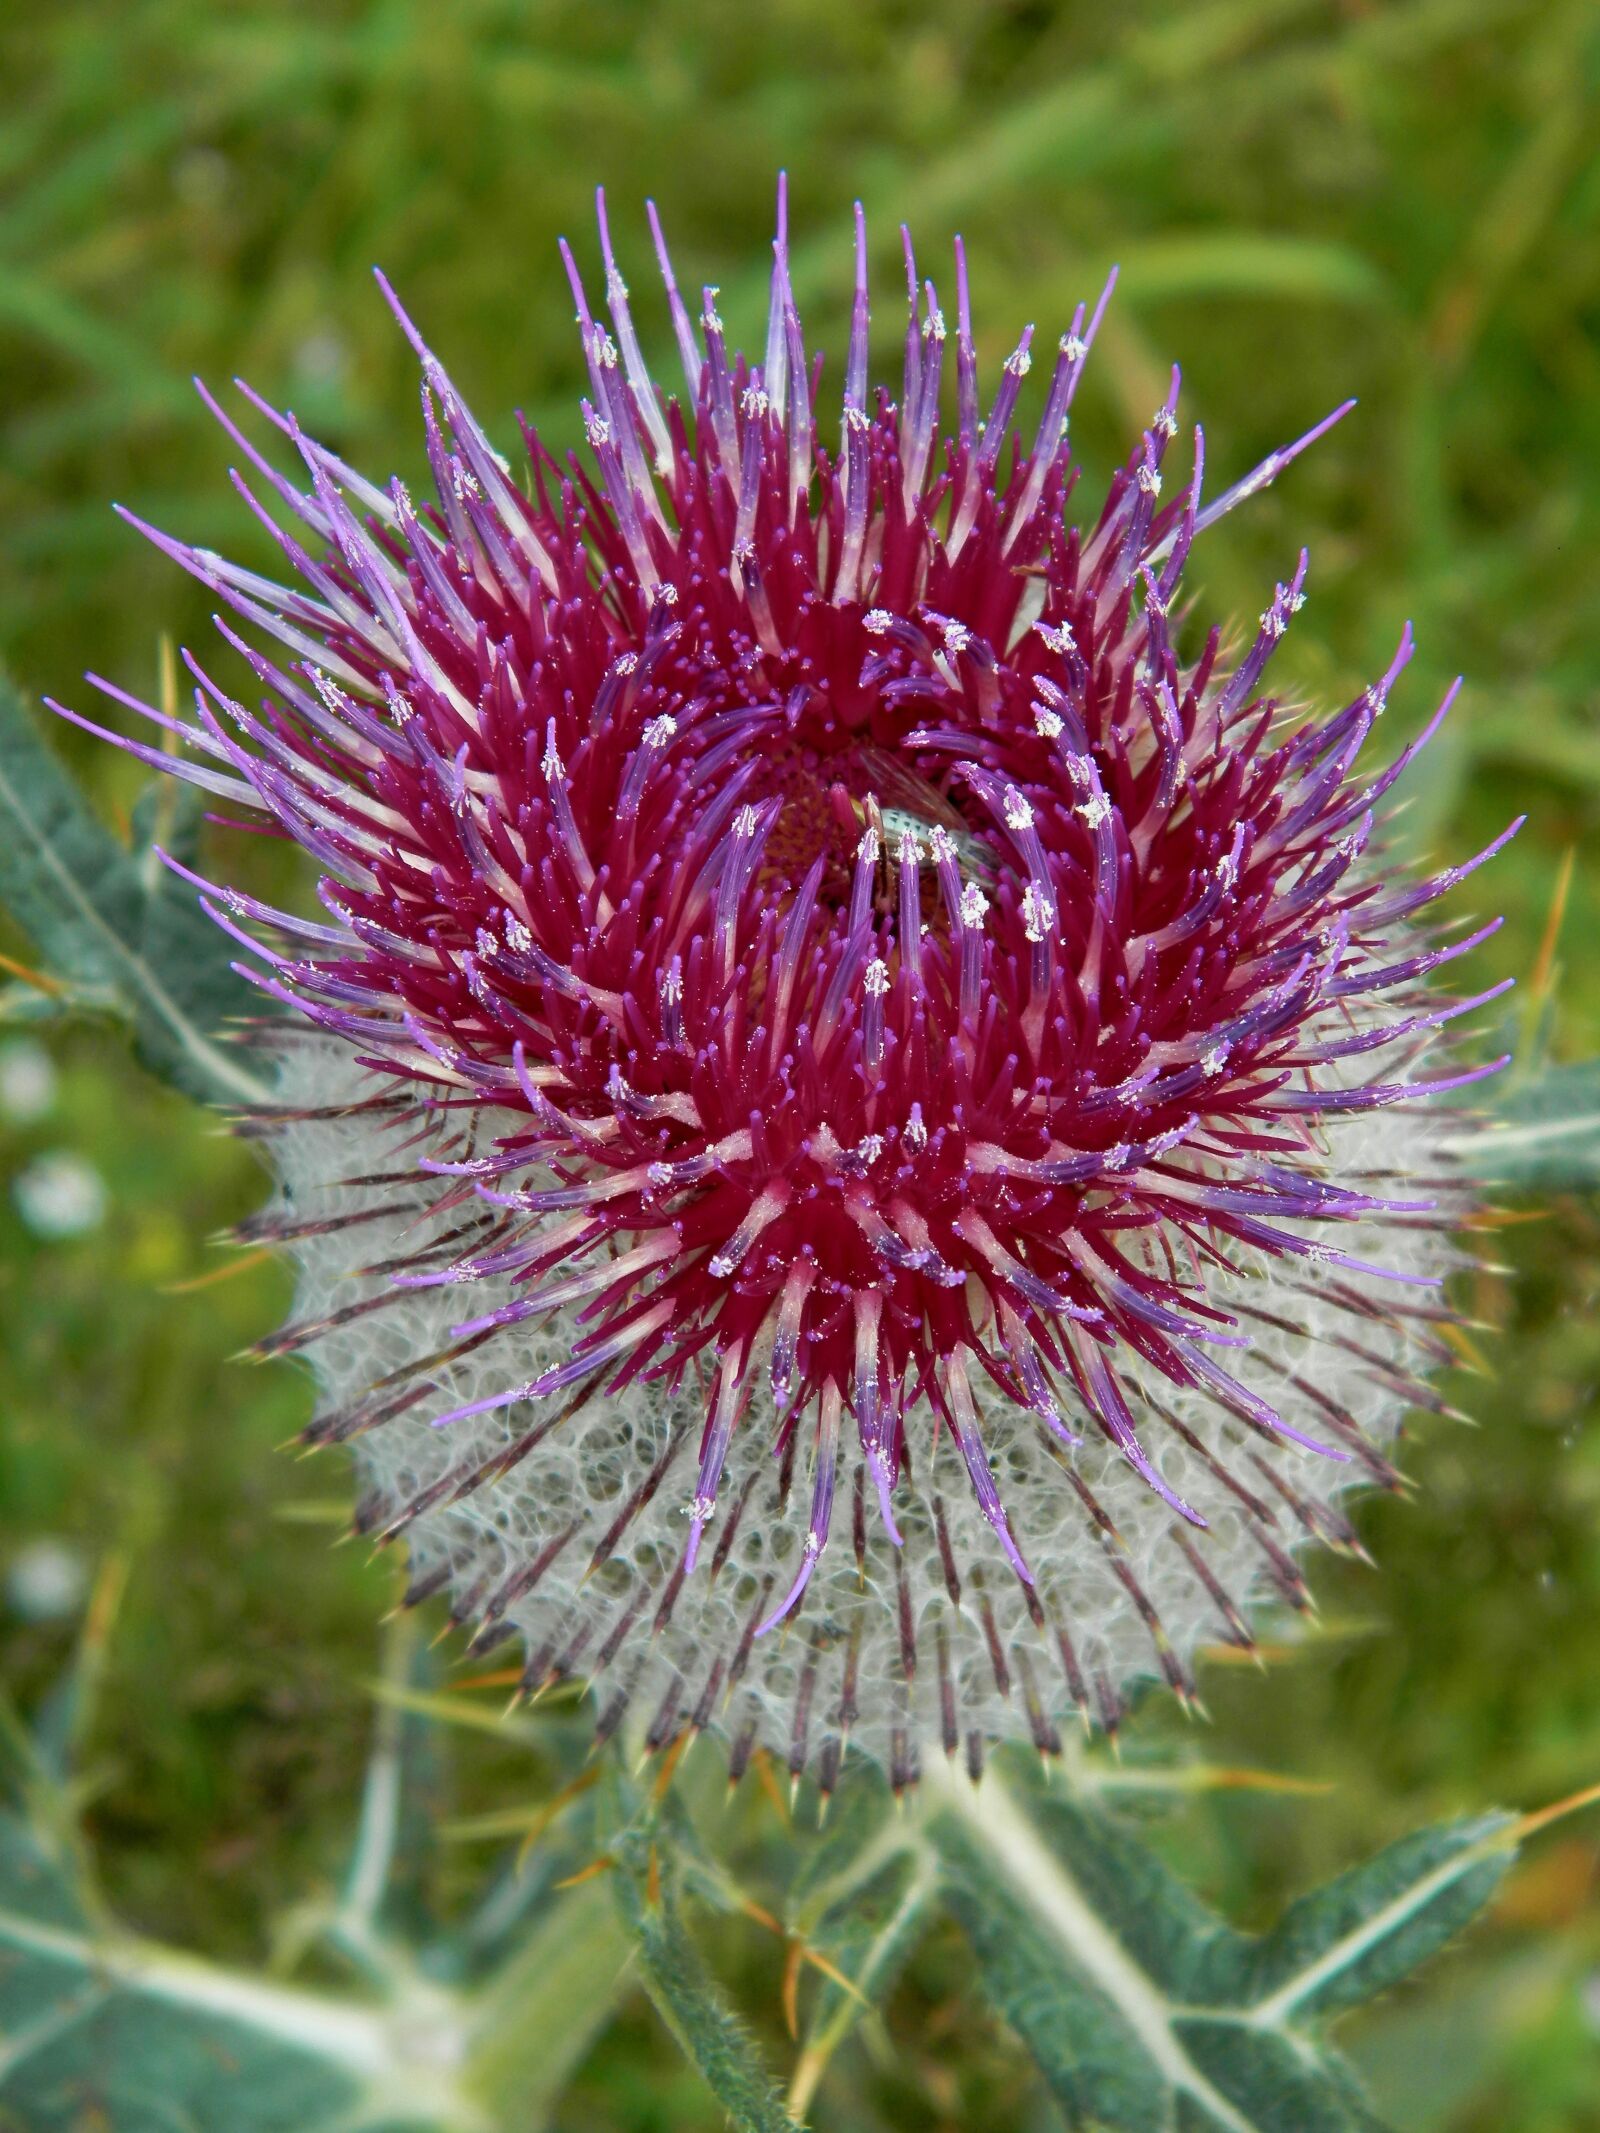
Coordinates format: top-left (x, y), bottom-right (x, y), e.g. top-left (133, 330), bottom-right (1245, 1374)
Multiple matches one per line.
top-left (72, 182), bottom-right (1515, 1790)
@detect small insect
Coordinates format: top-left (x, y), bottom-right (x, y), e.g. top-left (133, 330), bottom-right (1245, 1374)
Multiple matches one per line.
top-left (826, 746), bottom-right (998, 900)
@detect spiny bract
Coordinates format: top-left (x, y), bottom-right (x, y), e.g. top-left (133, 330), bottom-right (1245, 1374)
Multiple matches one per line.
top-left (67, 182), bottom-right (1516, 1792)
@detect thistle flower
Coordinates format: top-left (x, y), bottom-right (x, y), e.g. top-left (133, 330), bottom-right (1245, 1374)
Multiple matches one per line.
top-left (65, 184), bottom-right (1516, 1792)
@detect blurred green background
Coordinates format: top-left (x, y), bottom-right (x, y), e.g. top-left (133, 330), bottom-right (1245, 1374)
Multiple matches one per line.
top-left (2, 1), bottom-right (1599, 2127)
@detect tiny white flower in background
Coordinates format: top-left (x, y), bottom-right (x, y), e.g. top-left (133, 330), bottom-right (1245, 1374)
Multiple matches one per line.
top-left (13, 1151), bottom-right (108, 1240)
top-left (0, 1038), bottom-right (58, 1125)
top-left (5, 1538), bottom-right (89, 1623)
top-left (291, 326), bottom-right (350, 392)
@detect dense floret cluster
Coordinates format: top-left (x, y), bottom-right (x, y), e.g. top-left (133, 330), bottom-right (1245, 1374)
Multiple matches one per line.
top-left (66, 185), bottom-right (1513, 1785)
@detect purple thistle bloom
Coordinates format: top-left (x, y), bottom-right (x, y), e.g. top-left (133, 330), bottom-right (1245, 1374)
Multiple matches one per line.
top-left (68, 182), bottom-right (1515, 1789)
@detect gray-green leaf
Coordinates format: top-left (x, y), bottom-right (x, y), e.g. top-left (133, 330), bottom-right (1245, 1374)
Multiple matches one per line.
top-left (1472, 1060), bottom-right (1600, 1190)
top-left (0, 1706), bottom-right (462, 2132)
top-left (0, 670), bottom-right (268, 1105)
top-left (0, 1701), bottom-right (631, 2133)
top-left (924, 1755), bottom-right (1518, 2133)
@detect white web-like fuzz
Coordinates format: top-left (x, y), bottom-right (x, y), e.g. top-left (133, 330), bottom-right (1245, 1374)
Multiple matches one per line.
top-left (261, 1032), bottom-right (1458, 1777)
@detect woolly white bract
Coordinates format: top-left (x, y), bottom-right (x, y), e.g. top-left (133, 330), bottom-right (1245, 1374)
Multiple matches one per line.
top-left (268, 1032), bottom-right (1457, 1782)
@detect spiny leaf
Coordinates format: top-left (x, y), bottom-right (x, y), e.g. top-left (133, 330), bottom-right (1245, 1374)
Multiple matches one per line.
top-left (0, 1690), bottom-right (635, 2133)
top-left (1222, 1815), bottom-right (1514, 2023)
top-left (1471, 1060), bottom-right (1600, 1189)
top-left (923, 1753), bottom-right (1534, 2133)
top-left (0, 668), bottom-right (268, 1105)
top-left (0, 1706), bottom-right (466, 2133)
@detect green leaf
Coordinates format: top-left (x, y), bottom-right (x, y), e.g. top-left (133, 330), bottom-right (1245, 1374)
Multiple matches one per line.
top-left (924, 1754), bottom-right (1520, 2133)
top-left (0, 262), bottom-right (183, 402)
top-left (609, 1819), bottom-right (801, 2133)
top-left (1471, 1060), bottom-right (1600, 1190)
top-left (0, 669), bottom-right (269, 1105)
top-left (1113, 231), bottom-right (1390, 308)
